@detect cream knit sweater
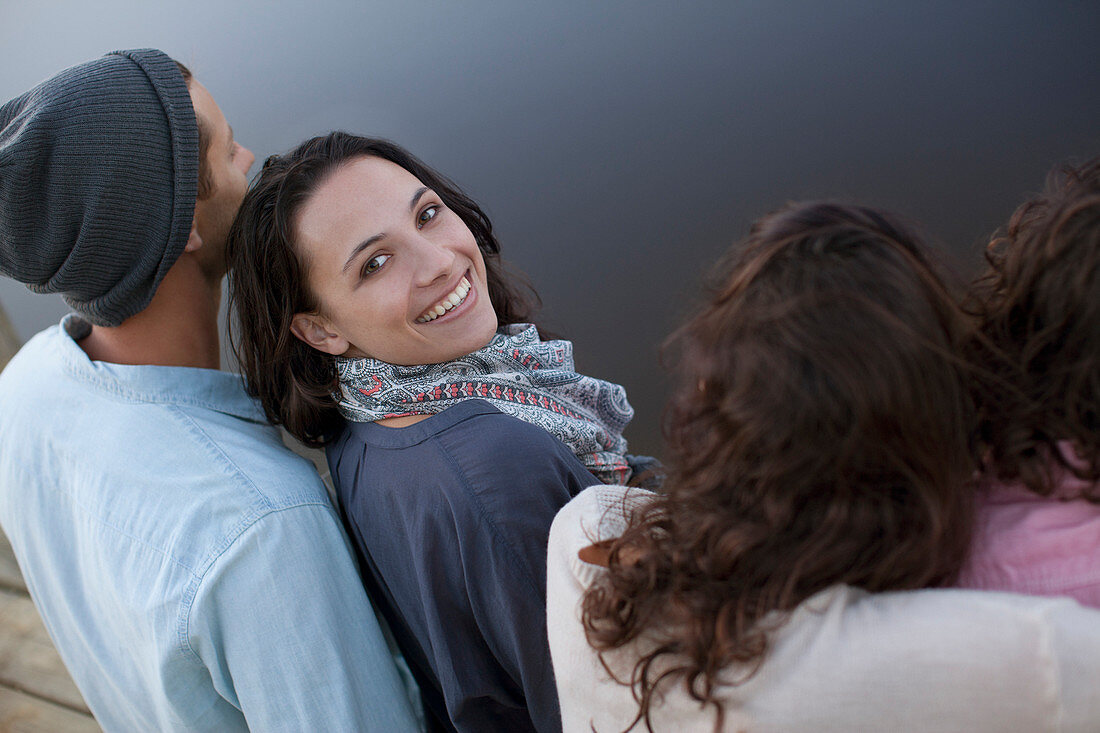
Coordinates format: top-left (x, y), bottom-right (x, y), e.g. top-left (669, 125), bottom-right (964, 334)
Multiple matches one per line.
top-left (548, 485), bottom-right (1100, 732)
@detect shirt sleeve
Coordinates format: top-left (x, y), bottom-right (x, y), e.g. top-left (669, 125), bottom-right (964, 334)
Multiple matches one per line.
top-left (186, 502), bottom-right (424, 732)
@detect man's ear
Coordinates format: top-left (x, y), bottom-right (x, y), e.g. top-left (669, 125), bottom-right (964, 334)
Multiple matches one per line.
top-left (184, 221), bottom-right (203, 253)
top-left (290, 312), bottom-right (351, 356)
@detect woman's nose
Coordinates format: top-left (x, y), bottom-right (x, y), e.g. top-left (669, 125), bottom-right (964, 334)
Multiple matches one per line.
top-left (413, 238), bottom-right (457, 288)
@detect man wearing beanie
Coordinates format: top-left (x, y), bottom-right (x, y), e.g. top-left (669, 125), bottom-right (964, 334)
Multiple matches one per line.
top-left (0, 51), bottom-right (421, 731)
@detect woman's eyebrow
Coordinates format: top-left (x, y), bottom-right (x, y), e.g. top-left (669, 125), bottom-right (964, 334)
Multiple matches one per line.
top-left (409, 186), bottom-right (428, 211)
top-left (342, 234), bottom-right (385, 274)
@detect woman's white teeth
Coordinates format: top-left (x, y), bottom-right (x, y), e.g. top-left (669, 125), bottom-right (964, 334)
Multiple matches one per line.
top-left (417, 277), bottom-right (472, 323)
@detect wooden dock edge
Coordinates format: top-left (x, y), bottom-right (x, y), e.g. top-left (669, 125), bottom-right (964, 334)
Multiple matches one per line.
top-left (0, 299), bottom-right (100, 731)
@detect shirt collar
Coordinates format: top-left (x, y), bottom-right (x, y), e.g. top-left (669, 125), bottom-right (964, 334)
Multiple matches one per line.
top-left (344, 399), bottom-right (499, 448)
top-left (56, 314), bottom-right (267, 422)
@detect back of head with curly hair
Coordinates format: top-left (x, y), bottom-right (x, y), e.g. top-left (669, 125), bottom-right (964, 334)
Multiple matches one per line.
top-left (582, 201), bottom-right (977, 731)
top-left (967, 157), bottom-right (1100, 497)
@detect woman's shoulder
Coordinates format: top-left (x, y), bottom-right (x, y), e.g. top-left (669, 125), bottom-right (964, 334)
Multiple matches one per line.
top-left (553, 484), bottom-right (653, 532)
top-left (734, 585), bottom-right (1100, 728)
top-left (427, 402), bottom-right (599, 486)
top-left (790, 583), bottom-right (1100, 643)
top-left (557, 579), bottom-right (1100, 731)
top-left (548, 485), bottom-right (656, 587)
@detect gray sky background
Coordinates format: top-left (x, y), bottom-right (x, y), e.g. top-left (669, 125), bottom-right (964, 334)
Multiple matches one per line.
top-left (1, 1), bottom-right (1098, 454)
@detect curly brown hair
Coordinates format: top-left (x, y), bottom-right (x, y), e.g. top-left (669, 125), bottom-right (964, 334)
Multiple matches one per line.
top-left (226, 132), bottom-right (542, 446)
top-left (966, 157), bottom-right (1100, 497)
top-left (581, 202), bottom-right (977, 731)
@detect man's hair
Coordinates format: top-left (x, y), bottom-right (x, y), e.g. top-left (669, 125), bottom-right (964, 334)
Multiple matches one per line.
top-left (174, 61), bottom-right (214, 200)
top-left (967, 157), bottom-right (1100, 497)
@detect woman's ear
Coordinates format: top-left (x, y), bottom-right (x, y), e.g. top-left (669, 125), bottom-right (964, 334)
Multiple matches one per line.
top-left (290, 313), bottom-right (351, 356)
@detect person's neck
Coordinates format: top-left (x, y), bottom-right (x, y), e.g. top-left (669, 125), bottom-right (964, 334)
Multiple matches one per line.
top-left (78, 254), bottom-right (223, 369)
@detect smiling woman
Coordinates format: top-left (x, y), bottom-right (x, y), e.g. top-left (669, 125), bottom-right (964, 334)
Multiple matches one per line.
top-left (225, 131), bottom-right (653, 733)
top-left (228, 135), bottom-right (542, 445)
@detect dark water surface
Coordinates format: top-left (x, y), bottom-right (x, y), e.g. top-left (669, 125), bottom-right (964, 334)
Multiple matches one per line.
top-left (1, 1), bottom-right (1098, 454)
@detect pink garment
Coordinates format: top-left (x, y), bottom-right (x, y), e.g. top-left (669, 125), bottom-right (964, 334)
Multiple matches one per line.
top-left (958, 443), bottom-right (1100, 609)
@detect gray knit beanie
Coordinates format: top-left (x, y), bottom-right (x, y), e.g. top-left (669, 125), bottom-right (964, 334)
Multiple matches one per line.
top-left (0, 49), bottom-right (198, 327)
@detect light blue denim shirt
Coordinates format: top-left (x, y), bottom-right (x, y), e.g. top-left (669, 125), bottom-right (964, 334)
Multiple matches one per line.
top-left (0, 317), bottom-right (422, 732)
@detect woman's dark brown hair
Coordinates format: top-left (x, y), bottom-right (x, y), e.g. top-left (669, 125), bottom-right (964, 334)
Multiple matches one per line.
top-left (226, 132), bottom-right (541, 446)
top-left (582, 202), bottom-right (977, 731)
top-left (967, 157), bottom-right (1100, 498)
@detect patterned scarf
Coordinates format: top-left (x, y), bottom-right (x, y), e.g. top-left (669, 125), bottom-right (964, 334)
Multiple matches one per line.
top-left (334, 324), bottom-right (634, 484)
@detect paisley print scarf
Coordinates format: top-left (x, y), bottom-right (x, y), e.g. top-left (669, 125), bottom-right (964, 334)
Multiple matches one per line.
top-left (334, 323), bottom-right (634, 484)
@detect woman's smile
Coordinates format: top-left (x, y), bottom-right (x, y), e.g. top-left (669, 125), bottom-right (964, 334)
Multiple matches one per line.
top-left (416, 274), bottom-right (473, 323)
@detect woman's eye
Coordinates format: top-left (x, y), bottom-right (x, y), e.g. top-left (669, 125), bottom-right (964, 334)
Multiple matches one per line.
top-left (362, 253), bottom-right (390, 276)
top-left (417, 205), bottom-right (439, 228)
